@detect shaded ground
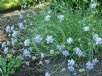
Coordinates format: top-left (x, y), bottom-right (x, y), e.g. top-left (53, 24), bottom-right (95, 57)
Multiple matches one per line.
top-left (0, 3), bottom-right (102, 76)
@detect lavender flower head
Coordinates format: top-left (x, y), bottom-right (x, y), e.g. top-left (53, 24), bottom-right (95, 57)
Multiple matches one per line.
top-left (90, 3), bottom-right (97, 9)
top-left (12, 30), bottom-right (17, 38)
top-left (63, 50), bottom-right (69, 57)
top-left (74, 47), bottom-right (84, 57)
top-left (68, 59), bottom-right (75, 72)
top-left (5, 25), bottom-right (11, 33)
top-left (66, 37), bottom-right (73, 44)
top-left (46, 35), bottom-right (54, 44)
top-left (86, 61), bottom-right (94, 70)
top-left (18, 22), bottom-right (24, 29)
top-left (23, 49), bottom-right (31, 57)
top-left (45, 72), bottom-right (50, 76)
top-left (3, 47), bottom-right (9, 54)
top-left (40, 53), bottom-right (45, 59)
top-left (34, 35), bottom-right (42, 43)
top-left (57, 15), bottom-right (64, 21)
top-left (83, 26), bottom-right (90, 32)
top-left (24, 39), bottom-right (30, 46)
top-left (45, 15), bottom-right (51, 22)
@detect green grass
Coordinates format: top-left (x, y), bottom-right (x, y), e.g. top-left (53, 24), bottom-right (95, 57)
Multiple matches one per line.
top-left (0, 0), bottom-right (21, 12)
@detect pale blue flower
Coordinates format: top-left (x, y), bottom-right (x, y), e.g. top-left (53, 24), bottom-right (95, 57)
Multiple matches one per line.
top-left (45, 15), bottom-right (51, 22)
top-left (24, 61), bottom-right (30, 66)
top-left (92, 58), bottom-right (99, 65)
top-left (2, 42), bottom-right (6, 48)
top-left (68, 59), bottom-right (75, 72)
top-left (3, 47), bottom-right (8, 54)
top-left (83, 26), bottom-right (90, 31)
top-left (12, 30), bottom-right (17, 38)
top-left (68, 66), bottom-right (74, 72)
top-left (86, 61), bottom-right (94, 70)
top-left (66, 37), bottom-right (73, 44)
top-left (74, 47), bottom-right (84, 57)
top-left (95, 37), bottom-right (102, 44)
top-left (18, 22), bottom-right (24, 29)
top-left (23, 49), bottom-right (31, 57)
top-left (46, 35), bottom-right (54, 44)
top-left (68, 59), bottom-right (75, 66)
top-left (24, 39), bottom-right (30, 46)
top-left (92, 33), bottom-right (99, 40)
top-left (5, 25), bottom-right (11, 33)
top-left (18, 13), bottom-right (23, 19)
top-left (41, 53), bottom-right (44, 59)
top-left (11, 26), bottom-right (14, 31)
top-left (57, 15), bottom-right (64, 21)
top-left (56, 44), bottom-right (62, 50)
top-left (45, 72), bottom-right (50, 76)
top-left (90, 3), bottom-right (97, 9)
top-left (34, 35), bottom-right (42, 43)
top-left (45, 60), bottom-right (50, 64)
top-left (63, 50), bottom-right (69, 57)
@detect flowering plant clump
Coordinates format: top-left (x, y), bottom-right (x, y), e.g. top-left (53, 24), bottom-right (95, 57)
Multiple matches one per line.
top-left (0, 2), bottom-right (102, 76)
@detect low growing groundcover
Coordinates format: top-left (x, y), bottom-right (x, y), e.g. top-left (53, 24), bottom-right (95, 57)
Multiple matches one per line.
top-left (0, 2), bottom-right (102, 76)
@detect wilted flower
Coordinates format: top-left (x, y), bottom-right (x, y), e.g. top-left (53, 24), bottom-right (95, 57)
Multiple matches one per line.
top-left (46, 35), bottom-right (54, 44)
top-left (34, 35), bottom-right (42, 43)
top-left (83, 26), bottom-right (90, 31)
top-left (5, 25), bottom-right (11, 33)
top-left (12, 30), bottom-right (17, 38)
top-left (63, 50), bottom-right (69, 57)
top-left (90, 3), bottom-right (97, 9)
top-left (74, 47), bottom-right (84, 57)
top-left (18, 22), bottom-right (24, 29)
top-left (45, 15), bottom-right (51, 22)
top-left (23, 49), bottom-right (31, 57)
top-left (3, 47), bottom-right (9, 54)
top-left (24, 39), bottom-right (30, 46)
top-left (45, 72), bottom-right (50, 76)
top-left (86, 61), bottom-right (94, 70)
top-left (41, 53), bottom-right (44, 59)
top-left (50, 50), bottom-right (54, 54)
top-left (79, 68), bottom-right (85, 73)
top-left (66, 37), bottom-right (73, 44)
top-left (57, 15), bottom-right (64, 21)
